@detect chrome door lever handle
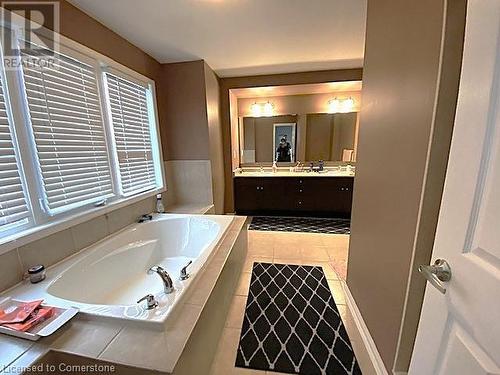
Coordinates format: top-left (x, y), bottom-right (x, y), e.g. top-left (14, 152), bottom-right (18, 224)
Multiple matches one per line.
top-left (418, 259), bottom-right (452, 294)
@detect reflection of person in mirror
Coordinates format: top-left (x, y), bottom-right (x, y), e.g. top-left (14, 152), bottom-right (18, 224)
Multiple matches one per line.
top-left (276, 136), bottom-right (292, 162)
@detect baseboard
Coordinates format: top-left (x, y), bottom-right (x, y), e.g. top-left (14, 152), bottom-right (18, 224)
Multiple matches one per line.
top-left (342, 283), bottom-right (389, 375)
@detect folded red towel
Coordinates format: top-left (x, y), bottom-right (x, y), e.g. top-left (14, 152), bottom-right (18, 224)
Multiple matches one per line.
top-left (0, 300), bottom-right (43, 324)
top-left (2, 307), bottom-right (53, 332)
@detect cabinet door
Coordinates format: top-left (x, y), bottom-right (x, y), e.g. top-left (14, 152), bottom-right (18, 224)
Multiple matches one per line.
top-left (234, 178), bottom-right (263, 212)
top-left (260, 178), bottom-right (289, 211)
top-left (321, 177), bottom-right (353, 216)
top-left (234, 177), bottom-right (289, 213)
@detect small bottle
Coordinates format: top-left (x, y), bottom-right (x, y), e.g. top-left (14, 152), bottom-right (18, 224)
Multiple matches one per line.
top-left (272, 160), bottom-right (278, 173)
top-left (156, 194), bottom-right (165, 213)
top-left (28, 265), bottom-right (46, 284)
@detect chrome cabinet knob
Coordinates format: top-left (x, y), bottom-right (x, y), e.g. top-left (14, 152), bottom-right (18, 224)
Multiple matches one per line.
top-left (418, 259), bottom-right (452, 294)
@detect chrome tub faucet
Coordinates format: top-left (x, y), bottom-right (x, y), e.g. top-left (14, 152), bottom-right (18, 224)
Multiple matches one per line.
top-left (148, 265), bottom-right (174, 294)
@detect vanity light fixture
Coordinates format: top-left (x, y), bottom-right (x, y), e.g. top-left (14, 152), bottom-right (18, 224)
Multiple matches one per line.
top-left (328, 97), bottom-right (355, 113)
top-left (250, 101), bottom-right (275, 117)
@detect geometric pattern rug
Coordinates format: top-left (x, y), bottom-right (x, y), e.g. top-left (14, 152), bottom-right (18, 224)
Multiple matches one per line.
top-left (249, 216), bottom-right (350, 235)
top-left (235, 263), bottom-right (361, 374)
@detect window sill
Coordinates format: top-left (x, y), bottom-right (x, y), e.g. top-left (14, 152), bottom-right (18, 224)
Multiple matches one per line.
top-left (0, 188), bottom-right (165, 256)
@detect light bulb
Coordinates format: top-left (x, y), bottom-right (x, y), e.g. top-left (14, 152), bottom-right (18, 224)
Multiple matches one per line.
top-left (341, 97), bottom-right (355, 113)
top-left (263, 102), bottom-right (274, 116)
top-left (250, 102), bottom-right (262, 117)
top-left (328, 98), bottom-right (340, 113)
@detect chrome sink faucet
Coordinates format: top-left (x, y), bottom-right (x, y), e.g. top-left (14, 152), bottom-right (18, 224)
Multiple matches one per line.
top-left (148, 265), bottom-right (174, 294)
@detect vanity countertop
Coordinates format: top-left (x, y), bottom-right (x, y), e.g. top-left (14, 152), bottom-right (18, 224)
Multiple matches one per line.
top-left (233, 169), bottom-right (355, 178)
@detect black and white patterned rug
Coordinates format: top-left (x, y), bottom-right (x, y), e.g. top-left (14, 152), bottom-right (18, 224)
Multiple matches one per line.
top-left (236, 263), bottom-right (361, 375)
top-left (249, 216), bottom-right (350, 235)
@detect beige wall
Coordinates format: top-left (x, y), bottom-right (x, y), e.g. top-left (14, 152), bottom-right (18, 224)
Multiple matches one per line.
top-left (204, 63), bottom-right (225, 214)
top-left (230, 91), bottom-right (240, 170)
top-left (161, 61), bottom-right (210, 161)
top-left (237, 91), bottom-right (361, 117)
top-left (160, 60), bottom-right (225, 212)
top-left (347, 0), bottom-right (465, 372)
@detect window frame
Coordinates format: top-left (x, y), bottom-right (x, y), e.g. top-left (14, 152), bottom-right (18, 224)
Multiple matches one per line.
top-left (101, 67), bottom-right (164, 198)
top-left (0, 15), bottom-right (165, 255)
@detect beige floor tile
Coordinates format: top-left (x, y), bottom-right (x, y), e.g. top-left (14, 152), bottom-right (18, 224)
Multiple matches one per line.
top-left (273, 245), bottom-right (302, 259)
top-left (273, 258), bottom-right (303, 266)
top-left (249, 231), bottom-right (276, 243)
top-left (300, 246), bottom-right (330, 261)
top-left (247, 234), bottom-right (275, 257)
top-left (242, 256), bottom-right (272, 272)
top-left (326, 279), bottom-right (346, 305)
top-left (336, 305), bottom-right (377, 375)
top-left (247, 244), bottom-right (274, 257)
top-left (235, 272), bottom-right (252, 296)
top-left (330, 258), bottom-right (348, 280)
top-left (209, 328), bottom-right (263, 375)
top-left (321, 234), bottom-right (350, 249)
top-left (225, 295), bottom-right (248, 329)
top-left (294, 234), bottom-right (325, 247)
top-left (351, 340), bottom-right (377, 375)
top-left (272, 232), bottom-right (306, 246)
top-left (301, 261), bottom-right (339, 280)
top-left (336, 304), bottom-right (359, 342)
top-left (325, 246), bottom-right (348, 261)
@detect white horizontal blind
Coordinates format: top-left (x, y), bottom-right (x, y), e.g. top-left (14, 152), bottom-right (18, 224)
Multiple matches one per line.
top-left (0, 74), bottom-right (30, 231)
top-left (106, 73), bottom-right (157, 196)
top-left (21, 47), bottom-right (114, 213)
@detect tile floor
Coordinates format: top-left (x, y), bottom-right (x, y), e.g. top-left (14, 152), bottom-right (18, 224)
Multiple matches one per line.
top-left (209, 229), bottom-right (376, 375)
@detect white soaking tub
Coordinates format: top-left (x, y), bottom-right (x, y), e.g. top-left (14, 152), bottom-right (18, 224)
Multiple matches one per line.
top-left (4, 214), bottom-right (234, 324)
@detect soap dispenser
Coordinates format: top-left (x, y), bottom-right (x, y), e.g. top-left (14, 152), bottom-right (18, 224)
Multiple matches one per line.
top-left (156, 194), bottom-right (165, 213)
top-left (272, 160), bottom-right (278, 173)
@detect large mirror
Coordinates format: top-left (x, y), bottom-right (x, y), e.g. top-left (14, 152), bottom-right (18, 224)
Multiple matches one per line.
top-left (240, 112), bottom-right (358, 164)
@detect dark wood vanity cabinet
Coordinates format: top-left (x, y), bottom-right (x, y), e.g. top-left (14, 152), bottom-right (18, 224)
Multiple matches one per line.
top-left (234, 176), bottom-right (354, 218)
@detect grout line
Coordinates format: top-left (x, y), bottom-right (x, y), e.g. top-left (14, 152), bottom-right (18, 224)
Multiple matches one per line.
top-left (96, 326), bottom-right (125, 358)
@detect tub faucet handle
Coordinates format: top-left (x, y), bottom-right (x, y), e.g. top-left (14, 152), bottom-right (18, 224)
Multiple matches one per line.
top-left (137, 294), bottom-right (158, 310)
top-left (180, 260), bottom-right (193, 281)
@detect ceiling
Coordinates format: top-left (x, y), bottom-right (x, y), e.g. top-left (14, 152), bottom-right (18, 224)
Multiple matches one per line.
top-left (231, 81), bottom-right (362, 98)
top-left (68, 0), bottom-right (367, 77)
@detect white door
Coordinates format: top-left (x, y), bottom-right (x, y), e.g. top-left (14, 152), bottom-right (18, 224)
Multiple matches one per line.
top-left (409, 0), bottom-right (500, 374)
